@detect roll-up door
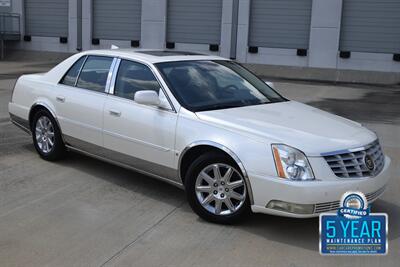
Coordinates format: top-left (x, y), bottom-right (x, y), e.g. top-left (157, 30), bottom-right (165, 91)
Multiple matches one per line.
top-left (24, 0), bottom-right (68, 37)
top-left (249, 0), bottom-right (312, 49)
top-left (93, 0), bottom-right (141, 40)
top-left (340, 0), bottom-right (400, 54)
top-left (167, 0), bottom-right (222, 44)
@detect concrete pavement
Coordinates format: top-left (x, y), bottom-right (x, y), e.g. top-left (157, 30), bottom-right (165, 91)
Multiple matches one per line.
top-left (0, 52), bottom-right (399, 267)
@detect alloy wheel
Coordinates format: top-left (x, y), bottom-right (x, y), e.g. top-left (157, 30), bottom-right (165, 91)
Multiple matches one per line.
top-left (195, 163), bottom-right (246, 215)
top-left (35, 116), bottom-right (55, 154)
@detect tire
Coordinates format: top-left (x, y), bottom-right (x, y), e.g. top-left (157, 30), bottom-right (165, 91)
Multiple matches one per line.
top-left (31, 109), bottom-right (66, 161)
top-left (185, 152), bottom-right (251, 224)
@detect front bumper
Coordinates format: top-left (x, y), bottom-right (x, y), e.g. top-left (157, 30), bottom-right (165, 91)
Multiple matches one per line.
top-left (249, 156), bottom-right (391, 218)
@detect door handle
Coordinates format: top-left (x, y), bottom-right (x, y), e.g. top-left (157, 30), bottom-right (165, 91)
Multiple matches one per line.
top-left (56, 96), bottom-right (65, 103)
top-left (109, 109), bottom-right (121, 117)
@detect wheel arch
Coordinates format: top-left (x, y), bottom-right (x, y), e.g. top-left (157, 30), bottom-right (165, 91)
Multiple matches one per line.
top-left (29, 102), bottom-right (63, 138)
top-left (178, 141), bottom-right (254, 204)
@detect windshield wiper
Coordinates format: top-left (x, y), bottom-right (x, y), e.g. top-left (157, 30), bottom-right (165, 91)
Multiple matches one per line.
top-left (195, 102), bottom-right (246, 112)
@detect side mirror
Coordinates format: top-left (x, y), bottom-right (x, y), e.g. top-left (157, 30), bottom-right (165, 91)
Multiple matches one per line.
top-left (134, 90), bottom-right (160, 106)
top-left (158, 89), bottom-right (172, 110)
top-left (265, 81), bottom-right (275, 89)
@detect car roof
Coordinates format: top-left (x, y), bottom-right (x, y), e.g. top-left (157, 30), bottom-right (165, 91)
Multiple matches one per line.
top-left (80, 49), bottom-right (227, 64)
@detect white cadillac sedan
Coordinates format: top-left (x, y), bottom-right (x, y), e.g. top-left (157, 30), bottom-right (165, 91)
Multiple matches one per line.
top-left (9, 49), bottom-right (391, 224)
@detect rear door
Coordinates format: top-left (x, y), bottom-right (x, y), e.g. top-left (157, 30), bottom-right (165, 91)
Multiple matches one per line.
top-left (55, 55), bottom-right (115, 149)
top-left (103, 59), bottom-right (178, 181)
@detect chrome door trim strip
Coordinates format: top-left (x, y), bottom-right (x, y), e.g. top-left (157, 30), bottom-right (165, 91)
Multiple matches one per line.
top-left (64, 134), bottom-right (181, 186)
top-left (9, 113), bottom-right (31, 134)
top-left (178, 140), bottom-right (254, 205)
top-left (103, 130), bottom-right (171, 152)
top-left (66, 144), bottom-right (184, 189)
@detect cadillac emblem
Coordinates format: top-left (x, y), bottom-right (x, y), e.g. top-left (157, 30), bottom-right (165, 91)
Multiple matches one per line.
top-left (364, 154), bottom-right (375, 171)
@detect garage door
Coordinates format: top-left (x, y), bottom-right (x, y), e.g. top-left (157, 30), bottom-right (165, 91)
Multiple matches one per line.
top-left (340, 0), bottom-right (400, 53)
top-left (249, 0), bottom-right (312, 49)
top-left (167, 0), bottom-right (222, 44)
top-left (24, 0), bottom-right (68, 37)
top-left (93, 0), bottom-right (141, 40)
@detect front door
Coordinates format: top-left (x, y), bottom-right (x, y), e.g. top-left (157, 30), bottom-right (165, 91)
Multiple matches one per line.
top-left (102, 59), bottom-right (178, 180)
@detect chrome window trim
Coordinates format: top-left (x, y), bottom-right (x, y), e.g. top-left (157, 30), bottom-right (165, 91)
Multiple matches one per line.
top-left (108, 58), bottom-right (121, 95)
top-left (105, 93), bottom-right (177, 116)
top-left (73, 55), bottom-right (88, 87)
top-left (105, 57), bottom-right (118, 93)
top-left (109, 57), bottom-right (177, 113)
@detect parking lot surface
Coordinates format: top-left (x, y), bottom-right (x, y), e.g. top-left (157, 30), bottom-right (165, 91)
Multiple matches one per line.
top-left (0, 54), bottom-right (399, 267)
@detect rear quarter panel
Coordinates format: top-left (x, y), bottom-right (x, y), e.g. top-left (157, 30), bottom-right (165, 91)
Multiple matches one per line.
top-left (9, 75), bottom-right (56, 121)
top-left (9, 53), bottom-right (81, 123)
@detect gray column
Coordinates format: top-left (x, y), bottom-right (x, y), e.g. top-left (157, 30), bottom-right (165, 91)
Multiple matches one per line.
top-left (308, 0), bottom-right (343, 68)
top-left (68, 0), bottom-right (79, 52)
top-left (81, 0), bottom-right (92, 51)
top-left (141, 0), bottom-right (167, 49)
top-left (11, 0), bottom-right (24, 36)
top-left (236, 0), bottom-right (250, 62)
top-left (220, 0), bottom-right (234, 58)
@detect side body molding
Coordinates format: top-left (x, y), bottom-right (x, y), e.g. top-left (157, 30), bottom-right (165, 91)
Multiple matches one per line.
top-left (178, 140), bottom-right (254, 204)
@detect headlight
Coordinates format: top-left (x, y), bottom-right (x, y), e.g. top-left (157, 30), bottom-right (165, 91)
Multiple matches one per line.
top-left (272, 144), bottom-right (315, 181)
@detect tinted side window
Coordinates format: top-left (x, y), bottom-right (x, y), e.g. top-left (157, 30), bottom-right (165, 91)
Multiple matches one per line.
top-left (114, 60), bottom-right (160, 100)
top-left (60, 56), bottom-right (86, 86)
top-left (76, 56), bottom-right (113, 92)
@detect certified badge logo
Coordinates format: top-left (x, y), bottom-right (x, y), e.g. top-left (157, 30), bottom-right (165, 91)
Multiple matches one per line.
top-left (320, 191), bottom-right (388, 255)
top-left (338, 191), bottom-right (369, 219)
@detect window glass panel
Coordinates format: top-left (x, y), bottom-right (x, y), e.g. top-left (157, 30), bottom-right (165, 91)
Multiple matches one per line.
top-left (60, 56), bottom-right (86, 86)
top-left (156, 60), bottom-right (285, 112)
top-left (114, 60), bottom-right (160, 100)
top-left (76, 56), bottom-right (113, 92)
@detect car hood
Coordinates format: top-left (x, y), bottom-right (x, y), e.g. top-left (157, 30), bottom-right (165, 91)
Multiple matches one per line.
top-left (195, 101), bottom-right (376, 156)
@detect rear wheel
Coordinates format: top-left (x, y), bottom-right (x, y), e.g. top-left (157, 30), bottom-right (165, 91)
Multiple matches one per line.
top-left (32, 109), bottom-right (66, 161)
top-left (185, 152), bottom-right (250, 224)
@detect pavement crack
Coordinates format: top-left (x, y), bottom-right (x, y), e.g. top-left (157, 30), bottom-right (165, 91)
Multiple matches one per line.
top-left (99, 201), bottom-right (185, 267)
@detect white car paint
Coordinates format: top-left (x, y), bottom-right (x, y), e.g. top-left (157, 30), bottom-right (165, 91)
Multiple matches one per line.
top-left (8, 49), bottom-right (391, 218)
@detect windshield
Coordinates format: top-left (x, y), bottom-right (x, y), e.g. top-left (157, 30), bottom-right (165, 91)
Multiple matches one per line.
top-left (155, 60), bottom-right (286, 112)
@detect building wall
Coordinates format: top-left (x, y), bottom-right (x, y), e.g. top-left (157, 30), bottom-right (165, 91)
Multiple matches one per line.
top-left (7, 0), bottom-right (400, 73)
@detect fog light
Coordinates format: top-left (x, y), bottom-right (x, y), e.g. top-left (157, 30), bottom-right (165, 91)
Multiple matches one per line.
top-left (266, 200), bottom-right (315, 214)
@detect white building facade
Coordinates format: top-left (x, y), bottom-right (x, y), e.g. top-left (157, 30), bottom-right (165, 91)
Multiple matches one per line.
top-left (4, 0), bottom-right (400, 73)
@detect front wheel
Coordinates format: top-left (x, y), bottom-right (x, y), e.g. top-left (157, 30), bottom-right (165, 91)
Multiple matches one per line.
top-left (32, 109), bottom-right (66, 161)
top-left (185, 152), bottom-right (250, 224)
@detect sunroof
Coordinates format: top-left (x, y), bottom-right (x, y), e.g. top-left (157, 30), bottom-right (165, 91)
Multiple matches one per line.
top-left (136, 50), bottom-right (204, 57)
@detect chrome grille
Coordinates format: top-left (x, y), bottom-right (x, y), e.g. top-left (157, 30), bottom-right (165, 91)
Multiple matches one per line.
top-left (323, 140), bottom-right (385, 178)
top-left (314, 186), bottom-right (386, 214)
